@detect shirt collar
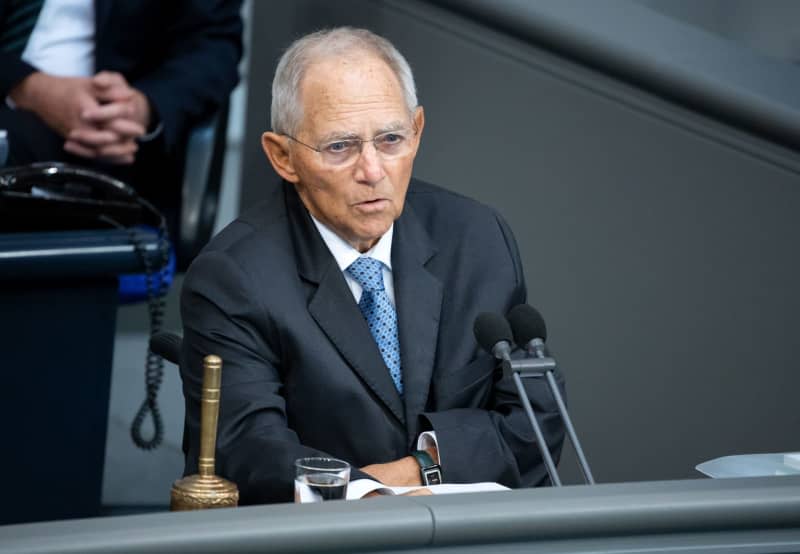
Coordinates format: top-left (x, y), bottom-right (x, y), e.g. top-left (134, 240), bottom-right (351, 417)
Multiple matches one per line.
top-left (310, 215), bottom-right (394, 273)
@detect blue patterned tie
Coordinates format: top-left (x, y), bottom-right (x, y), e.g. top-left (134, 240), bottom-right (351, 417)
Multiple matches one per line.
top-left (347, 256), bottom-right (403, 394)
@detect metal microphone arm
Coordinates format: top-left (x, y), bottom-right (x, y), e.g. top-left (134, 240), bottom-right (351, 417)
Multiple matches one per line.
top-left (518, 340), bottom-right (595, 485)
top-left (491, 345), bottom-right (562, 487)
top-left (509, 367), bottom-right (562, 487)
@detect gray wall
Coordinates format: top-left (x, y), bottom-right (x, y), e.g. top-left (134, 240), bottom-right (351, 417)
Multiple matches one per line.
top-left (637, 0), bottom-right (800, 63)
top-left (241, 0), bottom-right (800, 484)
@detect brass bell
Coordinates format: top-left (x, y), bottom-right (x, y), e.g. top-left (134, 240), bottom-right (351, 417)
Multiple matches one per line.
top-left (170, 354), bottom-right (239, 510)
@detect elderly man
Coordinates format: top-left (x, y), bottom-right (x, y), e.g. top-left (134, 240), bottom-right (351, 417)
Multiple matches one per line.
top-left (180, 27), bottom-right (564, 504)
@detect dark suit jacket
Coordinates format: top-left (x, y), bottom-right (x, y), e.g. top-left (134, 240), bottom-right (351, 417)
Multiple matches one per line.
top-left (180, 179), bottom-right (565, 504)
top-left (0, 0), bottom-right (242, 159)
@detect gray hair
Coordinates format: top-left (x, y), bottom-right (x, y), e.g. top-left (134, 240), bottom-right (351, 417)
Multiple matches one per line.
top-left (270, 27), bottom-right (418, 135)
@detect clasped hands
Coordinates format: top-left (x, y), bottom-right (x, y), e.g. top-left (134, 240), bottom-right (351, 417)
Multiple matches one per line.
top-left (10, 70), bottom-right (152, 165)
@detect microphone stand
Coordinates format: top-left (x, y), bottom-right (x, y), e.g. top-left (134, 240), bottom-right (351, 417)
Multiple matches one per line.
top-left (507, 362), bottom-right (562, 486)
top-left (503, 350), bottom-right (595, 485)
top-left (492, 342), bottom-right (562, 487)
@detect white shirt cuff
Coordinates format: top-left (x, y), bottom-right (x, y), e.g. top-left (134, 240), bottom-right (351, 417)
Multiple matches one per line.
top-left (346, 478), bottom-right (395, 500)
top-left (417, 431), bottom-right (440, 464)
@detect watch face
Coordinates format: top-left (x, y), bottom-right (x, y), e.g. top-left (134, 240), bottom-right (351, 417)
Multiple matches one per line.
top-left (423, 467), bottom-right (443, 485)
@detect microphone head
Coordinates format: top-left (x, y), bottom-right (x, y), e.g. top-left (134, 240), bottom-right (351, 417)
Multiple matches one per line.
top-left (474, 312), bottom-right (514, 352)
top-left (507, 304), bottom-right (547, 346)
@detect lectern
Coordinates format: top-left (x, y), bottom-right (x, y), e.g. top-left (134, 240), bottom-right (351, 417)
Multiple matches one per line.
top-left (0, 228), bottom-right (162, 525)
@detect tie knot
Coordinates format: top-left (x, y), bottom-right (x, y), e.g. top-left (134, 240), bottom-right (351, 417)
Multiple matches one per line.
top-left (347, 256), bottom-right (385, 292)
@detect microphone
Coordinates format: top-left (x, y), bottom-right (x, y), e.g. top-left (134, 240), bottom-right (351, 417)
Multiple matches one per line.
top-left (473, 312), bottom-right (513, 362)
top-left (473, 312), bottom-right (562, 486)
top-left (507, 304), bottom-right (595, 485)
top-left (506, 303), bottom-right (547, 358)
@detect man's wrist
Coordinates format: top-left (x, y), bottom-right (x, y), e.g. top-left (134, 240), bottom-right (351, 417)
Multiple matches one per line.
top-left (130, 90), bottom-right (153, 129)
top-left (410, 450), bottom-right (443, 486)
top-left (8, 71), bottom-right (45, 111)
top-left (133, 92), bottom-right (163, 142)
top-left (137, 121), bottom-right (163, 142)
top-left (361, 456), bottom-right (424, 487)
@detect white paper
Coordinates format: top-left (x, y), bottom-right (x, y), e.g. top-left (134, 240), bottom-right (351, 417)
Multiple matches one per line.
top-left (696, 452), bottom-right (800, 478)
top-left (390, 482), bottom-right (510, 495)
top-left (784, 453), bottom-right (800, 470)
top-left (346, 479), bottom-right (508, 500)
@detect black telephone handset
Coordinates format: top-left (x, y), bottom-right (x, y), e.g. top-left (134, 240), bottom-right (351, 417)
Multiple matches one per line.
top-left (0, 161), bottom-right (170, 451)
top-left (0, 161), bottom-right (159, 232)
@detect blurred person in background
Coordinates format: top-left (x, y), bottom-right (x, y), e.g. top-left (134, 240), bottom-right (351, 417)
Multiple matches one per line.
top-left (0, 0), bottom-right (243, 233)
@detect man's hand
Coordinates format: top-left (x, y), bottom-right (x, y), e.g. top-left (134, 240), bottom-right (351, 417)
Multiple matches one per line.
top-left (9, 70), bottom-right (152, 165)
top-left (364, 488), bottom-right (433, 498)
top-left (361, 456), bottom-right (422, 487)
top-left (86, 71), bottom-right (151, 129)
top-left (401, 488), bottom-right (434, 496)
top-left (360, 447), bottom-right (439, 487)
top-left (9, 72), bottom-right (99, 138)
top-left (65, 71), bottom-right (150, 164)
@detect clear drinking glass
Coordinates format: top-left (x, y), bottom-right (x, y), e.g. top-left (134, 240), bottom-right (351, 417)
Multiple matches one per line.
top-left (294, 457), bottom-right (350, 503)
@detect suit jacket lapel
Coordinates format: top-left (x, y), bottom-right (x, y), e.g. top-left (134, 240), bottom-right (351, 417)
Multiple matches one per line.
top-left (286, 185), bottom-right (406, 425)
top-left (392, 202), bottom-right (443, 443)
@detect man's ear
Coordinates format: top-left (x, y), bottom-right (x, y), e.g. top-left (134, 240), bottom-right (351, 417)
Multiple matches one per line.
top-left (413, 105), bottom-right (425, 138)
top-left (261, 132), bottom-right (300, 183)
top-left (410, 106), bottom-right (425, 156)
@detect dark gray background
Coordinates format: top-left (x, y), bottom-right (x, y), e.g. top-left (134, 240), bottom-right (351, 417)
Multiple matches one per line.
top-left (239, 0), bottom-right (800, 485)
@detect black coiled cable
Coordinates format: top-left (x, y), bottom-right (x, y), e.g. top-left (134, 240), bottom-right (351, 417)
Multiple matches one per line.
top-left (101, 196), bottom-right (171, 450)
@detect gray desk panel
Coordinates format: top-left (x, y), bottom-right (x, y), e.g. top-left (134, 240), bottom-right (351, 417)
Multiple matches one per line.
top-left (0, 498), bottom-right (431, 554)
top-left (377, 529), bottom-right (800, 554)
top-left (419, 476), bottom-right (800, 545)
top-left (2, 477), bottom-right (799, 553)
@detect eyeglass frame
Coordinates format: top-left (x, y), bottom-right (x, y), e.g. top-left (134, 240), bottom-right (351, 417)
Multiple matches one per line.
top-left (282, 125), bottom-right (419, 166)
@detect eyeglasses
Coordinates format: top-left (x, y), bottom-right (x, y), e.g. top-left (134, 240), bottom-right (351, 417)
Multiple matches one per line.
top-left (284, 127), bottom-right (417, 167)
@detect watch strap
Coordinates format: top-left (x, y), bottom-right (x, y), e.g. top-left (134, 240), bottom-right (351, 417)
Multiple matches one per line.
top-left (411, 450), bottom-right (443, 486)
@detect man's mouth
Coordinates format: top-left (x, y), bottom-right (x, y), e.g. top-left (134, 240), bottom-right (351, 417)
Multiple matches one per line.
top-left (354, 198), bottom-right (389, 211)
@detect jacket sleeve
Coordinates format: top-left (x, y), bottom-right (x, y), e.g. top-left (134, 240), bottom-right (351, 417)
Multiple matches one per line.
top-left (131, 0), bottom-right (243, 156)
top-left (180, 248), bottom-right (374, 505)
top-left (0, 54), bottom-right (36, 99)
top-left (0, 0), bottom-right (35, 97)
top-left (422, 212), bottom-right (566, 488)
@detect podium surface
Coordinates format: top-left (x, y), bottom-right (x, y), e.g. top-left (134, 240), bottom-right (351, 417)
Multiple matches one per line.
top-left (1, 476), bottom-right (799, 553)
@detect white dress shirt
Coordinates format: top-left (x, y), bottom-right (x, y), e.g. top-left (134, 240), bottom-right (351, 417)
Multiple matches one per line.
top-left (310, 215), bottom-right (396, 306)
top-left (22, 0), bottom-right (94, 77)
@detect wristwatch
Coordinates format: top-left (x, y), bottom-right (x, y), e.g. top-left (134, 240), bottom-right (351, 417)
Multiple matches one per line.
top-left (411, 450), bottom-right (443, 485)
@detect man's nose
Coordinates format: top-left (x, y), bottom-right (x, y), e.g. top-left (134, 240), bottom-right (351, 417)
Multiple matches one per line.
top-left (354, 141), bottom-right (385, 183)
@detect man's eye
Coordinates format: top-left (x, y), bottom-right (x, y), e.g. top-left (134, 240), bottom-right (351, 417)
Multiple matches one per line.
top-left (379, 133), bottom-right (403, 145)
top-left (325, 141), bottom-right (355, 153)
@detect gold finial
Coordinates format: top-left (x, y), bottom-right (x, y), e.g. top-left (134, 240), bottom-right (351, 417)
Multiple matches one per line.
top-left (170, 354), bottom-right (238, 511)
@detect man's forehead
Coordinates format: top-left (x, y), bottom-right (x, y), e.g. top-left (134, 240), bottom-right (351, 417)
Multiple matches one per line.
top-left (303, 54), bottom-right (401, 95)
top-left (304, 51), bottom-right (392, 79)
top-left (298, 54), bottom-right (408, 130)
